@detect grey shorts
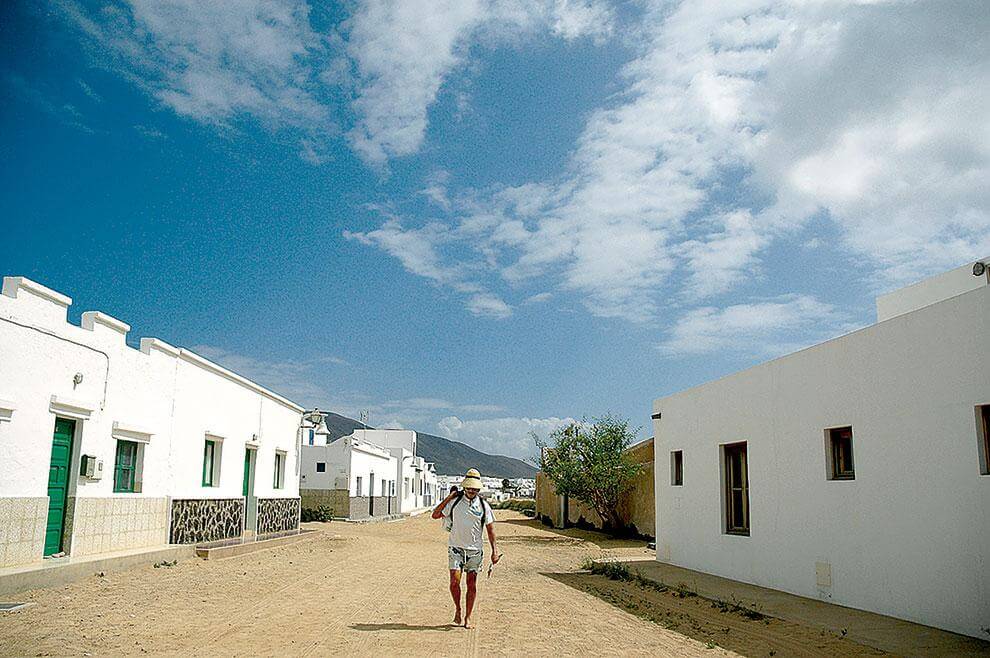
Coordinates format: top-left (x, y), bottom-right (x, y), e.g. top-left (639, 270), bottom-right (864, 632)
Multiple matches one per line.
top-left (448, 546), bottom-right (483, 573)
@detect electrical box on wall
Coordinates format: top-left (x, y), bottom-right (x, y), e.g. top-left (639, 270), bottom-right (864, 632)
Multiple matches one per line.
top-left (81, 454), bottom-right (103, 480)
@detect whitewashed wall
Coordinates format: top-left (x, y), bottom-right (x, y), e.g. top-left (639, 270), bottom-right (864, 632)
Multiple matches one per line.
top-left (348, 441), bottom-right (396, 497)
top-left (652, 283), bottom-right (990, 638)
top-left (0, 276), bottom-right (303, 564)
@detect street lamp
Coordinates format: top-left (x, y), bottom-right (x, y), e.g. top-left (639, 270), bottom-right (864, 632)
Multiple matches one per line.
top-left (302, 408), bottom-right (333, 439)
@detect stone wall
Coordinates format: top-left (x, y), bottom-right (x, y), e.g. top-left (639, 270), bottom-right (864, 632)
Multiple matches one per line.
top-left (257, 497), bottom-right (300, 535)
top-left (65, 496), bottom-right (169, 557)
top-left (0, 497), bottom-right (47, 567)
top-left (169, 498), bottom-right (243, 544)
top-left (300, 489), bottom-right (397, 520)
top-left (301, 489), bottom-right (348, 516)
top-left (347, 495), bottom-right (396, 519)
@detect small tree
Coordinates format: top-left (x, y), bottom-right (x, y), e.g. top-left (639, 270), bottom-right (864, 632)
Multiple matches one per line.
top-left (535, 415), bottom-right (642, 531)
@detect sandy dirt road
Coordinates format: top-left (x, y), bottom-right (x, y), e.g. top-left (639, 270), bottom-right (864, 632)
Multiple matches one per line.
top-left (0, 511), bottom-right (882, 657)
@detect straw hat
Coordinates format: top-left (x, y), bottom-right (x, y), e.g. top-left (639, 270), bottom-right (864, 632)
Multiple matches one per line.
top-left (461, 468), bottom-right (483, 490)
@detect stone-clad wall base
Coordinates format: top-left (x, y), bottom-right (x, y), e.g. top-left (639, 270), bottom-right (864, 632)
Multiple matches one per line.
top-left (0, 497), bottom-right (47, 567)
top-left (65, 497), bottom-right (170, 557)
top-left (301, 489), bottom-right (349, 516)
top-left (169, 499), bottom-right (243, 544)
top-left (347, 496), bottom-right (395, 520)
top-left (257, 497), bottom-right (300, 535)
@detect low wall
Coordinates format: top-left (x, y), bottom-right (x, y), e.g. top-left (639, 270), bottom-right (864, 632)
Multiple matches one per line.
top-left (348, 495), bottom-right (396, 519)
top-left (301, 489), bottom-right (348, 516)
top-left (0, 497), bottom-right (47, 567)
top-left (257, 497), bottom-right (300, 535)
top-left (66, 496), bottom-right (169, 557)
top-left (300, 489), bottom-right (397, 520)
top-left (169, 498), bottom-right (244, 544)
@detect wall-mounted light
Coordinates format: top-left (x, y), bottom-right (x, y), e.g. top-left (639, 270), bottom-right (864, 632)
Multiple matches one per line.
top-left (73, 372), bottom-right (84, 387)
top-left (974, 261), bottom-right (987, 277)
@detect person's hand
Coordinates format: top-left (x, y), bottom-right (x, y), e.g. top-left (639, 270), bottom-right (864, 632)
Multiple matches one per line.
top-left (491, 552), bottom-right (501, 564)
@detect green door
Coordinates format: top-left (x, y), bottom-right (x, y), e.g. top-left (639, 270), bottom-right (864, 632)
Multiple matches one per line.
top-left (242, 448), bottom-right (253, 497)
top-left (45, 418), bottom-right (75, 556)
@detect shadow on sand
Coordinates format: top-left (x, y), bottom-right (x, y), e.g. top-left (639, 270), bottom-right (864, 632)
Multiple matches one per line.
top-left (500, 517), bottom-right (648, 550)
top-left (350, 623), bottom-right (458, 632)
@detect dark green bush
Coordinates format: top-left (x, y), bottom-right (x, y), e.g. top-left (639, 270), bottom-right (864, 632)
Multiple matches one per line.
top-left (301, 505), bottom-right (333, 522)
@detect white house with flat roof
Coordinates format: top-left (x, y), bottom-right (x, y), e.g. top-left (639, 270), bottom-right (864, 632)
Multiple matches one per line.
top-left (301, 429), bottom-right (438, 515)
top-left (0, 276), bottom-right (304, 569)
top-left (299, 432), bottom-right (398, 519)
top-left (651, 258), bottom-right (990, 639)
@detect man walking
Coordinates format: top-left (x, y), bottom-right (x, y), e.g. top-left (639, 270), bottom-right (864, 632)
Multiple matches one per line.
top-left (432, 468), bottom-right (499, 628)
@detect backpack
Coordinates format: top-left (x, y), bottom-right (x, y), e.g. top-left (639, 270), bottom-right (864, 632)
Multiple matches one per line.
top-left (445, 492), bottom-right (491, 532)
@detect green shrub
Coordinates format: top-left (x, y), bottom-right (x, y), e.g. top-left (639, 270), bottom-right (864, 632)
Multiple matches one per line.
top-left (495, 498), bottom-right (536, 512)
top-left (301, 505), bottom-right (333, 523)
top-left (588, 560), bottom-right (632, 581)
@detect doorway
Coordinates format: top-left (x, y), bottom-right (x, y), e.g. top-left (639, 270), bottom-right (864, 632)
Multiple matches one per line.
top-left (369, 472), bottom-right (375, 517)
top-left (45, 418), bottom-right (75, 556)
top-left (243, 447), bottom-right (257, 536)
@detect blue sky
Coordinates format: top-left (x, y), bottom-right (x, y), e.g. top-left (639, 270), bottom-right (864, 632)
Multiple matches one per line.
top-left (2, 1), bottom-right (988, 461)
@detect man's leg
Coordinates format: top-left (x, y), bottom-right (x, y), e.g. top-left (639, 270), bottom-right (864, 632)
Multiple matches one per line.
top-left (463, 571), bottom-right (478, 628)
top-left (449, 569), bottom-right (462, 624)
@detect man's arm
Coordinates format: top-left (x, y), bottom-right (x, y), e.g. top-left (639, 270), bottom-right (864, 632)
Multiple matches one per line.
top-left (486, 522), bottom-right (499, 563)
top-left (431, 490), bottom-right (458, 519)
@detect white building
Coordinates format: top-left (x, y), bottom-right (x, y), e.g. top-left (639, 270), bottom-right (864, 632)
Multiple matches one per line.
top-left (652, 259), bottom-right (990, 639)
top-left (300, 428), bottom-right (438, 517)
top-left (299, 432), bottom-right (398, 519)
top-left (0, 276), bottom-right (304, 569)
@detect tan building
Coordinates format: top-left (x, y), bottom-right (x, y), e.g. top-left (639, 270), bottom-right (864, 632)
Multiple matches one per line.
top-left (536, 437), bottom-right (655, 538)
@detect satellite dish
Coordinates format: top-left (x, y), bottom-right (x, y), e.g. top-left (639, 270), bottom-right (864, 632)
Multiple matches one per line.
top-left (974, 261), bottom-right (987, 277)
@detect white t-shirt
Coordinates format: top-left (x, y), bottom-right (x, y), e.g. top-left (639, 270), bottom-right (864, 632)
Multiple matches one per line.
top-left (443, 495), bottom-right (495, 551)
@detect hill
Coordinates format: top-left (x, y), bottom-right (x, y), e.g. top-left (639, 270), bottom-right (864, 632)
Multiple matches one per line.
top-left (318, 412), bottom-right (538, 478)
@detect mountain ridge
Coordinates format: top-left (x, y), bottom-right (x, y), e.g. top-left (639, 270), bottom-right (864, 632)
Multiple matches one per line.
top-left (318, 412), bottom-right (537, 478)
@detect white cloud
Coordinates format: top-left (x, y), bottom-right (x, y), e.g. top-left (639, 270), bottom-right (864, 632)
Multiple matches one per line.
top-left (656, 294), bottom-right (851, 358)
top-left (57, 0), bottom-right (330, 136)
top-left (341, 0), bottom-right (614, 165)
top-left (466, 293), bottom-right (512, 319)
top-left (438, 414), bottom-right (575, 459)
top-left (351, 0), bottom-right (989, 328)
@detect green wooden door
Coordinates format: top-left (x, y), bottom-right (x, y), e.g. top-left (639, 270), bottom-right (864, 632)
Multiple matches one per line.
top-left (242, 448), bottom-right (252, 497)
top-left (45, 418), bottom-right (75, 556)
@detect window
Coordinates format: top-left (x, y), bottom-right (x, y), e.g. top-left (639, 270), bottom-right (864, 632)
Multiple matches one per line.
top-left (316, 462), bottom-right (326, 473)
top-left (827, 427), bottom-right (855, 480)
top-left (389, 480), bottom-right (395, 496)
top-left (670, 450), bottom-right (683, 486)
top-left (273, 451), bottom-right (286, 489)
top-left (113, 440), bottom-right (139, 493)
top-left (979, 405), bottom-right (990, 475)
top-left (202, 439), bottom-right (220, 487)
top-left (356, 476), bottom-right (363, 496)
top-left (308, 429), bottom-right (314, 446)
top-left (723, 442), bottom-right (749, 535)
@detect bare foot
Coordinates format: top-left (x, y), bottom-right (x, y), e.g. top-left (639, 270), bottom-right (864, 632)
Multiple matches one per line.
top-left (463, 617), bottom-right (473, 629)
top-left (453, 610), bottom-right (461, 626)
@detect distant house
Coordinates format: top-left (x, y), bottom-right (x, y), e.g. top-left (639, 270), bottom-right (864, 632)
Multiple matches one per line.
top-left (0, 276), bottom-right (303, 569)
top-left (299, 434), bottom-right (397, 518)
top-left (535, 437), bottom-right (655, 538)
top-left (299, 428), bottom-right (438, 518)
top-left (651, 259), bottom-right (989, 639)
